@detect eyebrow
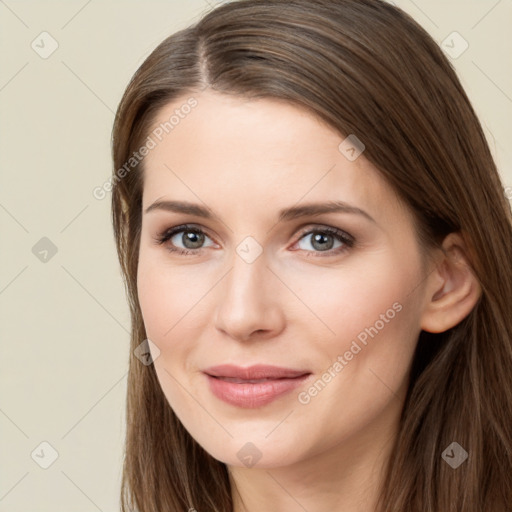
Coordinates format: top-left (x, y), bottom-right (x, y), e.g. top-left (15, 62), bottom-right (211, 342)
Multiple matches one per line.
top-left (144, 199), bottom-right (375, 224)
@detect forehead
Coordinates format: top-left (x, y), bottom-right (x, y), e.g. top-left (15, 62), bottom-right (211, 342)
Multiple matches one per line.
top-left (141, 91), bottom-right (407, 224)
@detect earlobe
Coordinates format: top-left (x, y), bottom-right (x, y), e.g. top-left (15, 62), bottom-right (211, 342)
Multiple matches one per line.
top-left (420, 232), bottom-right (482, 334)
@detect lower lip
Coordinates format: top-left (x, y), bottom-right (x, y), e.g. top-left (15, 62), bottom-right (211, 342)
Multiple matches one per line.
top-left (205, 374), bottom-right (310, 408)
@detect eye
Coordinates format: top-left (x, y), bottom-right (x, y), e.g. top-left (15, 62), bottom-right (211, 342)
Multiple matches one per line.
top-left (293, 226), bottom-right (355, 257)
top-left (154, 224), bottom-right (355, 257)
top-left (154, 224), bottom-right (216, 255)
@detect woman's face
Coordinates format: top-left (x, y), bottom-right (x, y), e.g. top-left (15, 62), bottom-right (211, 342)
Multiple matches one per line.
top-left (137, 90), bottom-right (430, 469)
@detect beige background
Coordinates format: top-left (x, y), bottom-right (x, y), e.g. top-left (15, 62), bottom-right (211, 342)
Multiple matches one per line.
top-left (0, 0), bottom-right (510, 510)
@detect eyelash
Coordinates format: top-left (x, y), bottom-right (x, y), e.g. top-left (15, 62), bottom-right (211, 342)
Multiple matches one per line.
top-left (153, 224), bottom-right (355, 258)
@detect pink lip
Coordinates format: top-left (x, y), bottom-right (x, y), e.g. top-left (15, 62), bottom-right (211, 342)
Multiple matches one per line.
top-left (203, 364), bottom-right (311, 408)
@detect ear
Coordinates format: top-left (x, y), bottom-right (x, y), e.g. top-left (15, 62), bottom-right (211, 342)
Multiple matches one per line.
top-left (420, 232), bottom-right (482, 334)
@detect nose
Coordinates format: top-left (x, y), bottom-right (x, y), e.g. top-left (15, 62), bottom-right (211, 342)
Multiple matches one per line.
top-left (214, 248), bottom-right (286, 342)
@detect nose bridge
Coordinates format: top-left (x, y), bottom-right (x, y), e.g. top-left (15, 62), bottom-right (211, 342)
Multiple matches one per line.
top-left (214, 240), bottom-right (284, 340)
top-left (223, 242), bottom-right (270, 309)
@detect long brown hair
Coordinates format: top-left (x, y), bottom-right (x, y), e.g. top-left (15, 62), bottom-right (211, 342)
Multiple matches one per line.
top-left (111, 1), bottom-right (512, 510)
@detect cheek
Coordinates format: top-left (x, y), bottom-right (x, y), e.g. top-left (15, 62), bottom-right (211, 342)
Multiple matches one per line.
top-left (136, 256), bottom-right (205, 407)
top-left (288, 271), bottom-right (421, 454)
top-left (323, 274), bottom-right (421, 418)
top-left (287, 251), bottom-right (423, 402)
top-left (137, 260), bottom-right (171, 340)
top-left (137, 252), bottom-right (212, 340)
top-left (280, 252), bottom-right (418, 345)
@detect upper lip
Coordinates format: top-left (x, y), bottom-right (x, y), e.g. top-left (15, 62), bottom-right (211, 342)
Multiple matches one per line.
top-left (204, 364), bottom-right (310, 380)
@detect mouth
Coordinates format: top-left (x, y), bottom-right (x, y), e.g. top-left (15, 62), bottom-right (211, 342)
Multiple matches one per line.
top-left (203, 364), bottom-right (310, 380)
top-left (212, 377), bottom-right (297, 384)
top-left (203, 364), bottom-right (312, 408)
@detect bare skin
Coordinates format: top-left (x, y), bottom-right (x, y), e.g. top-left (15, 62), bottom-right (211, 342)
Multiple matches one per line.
top-left (136, 90), bottom-right (481, 511)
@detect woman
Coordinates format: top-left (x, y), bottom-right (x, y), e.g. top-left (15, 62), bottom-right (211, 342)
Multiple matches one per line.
top-left (111, 0), bottom-right (512, 510)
